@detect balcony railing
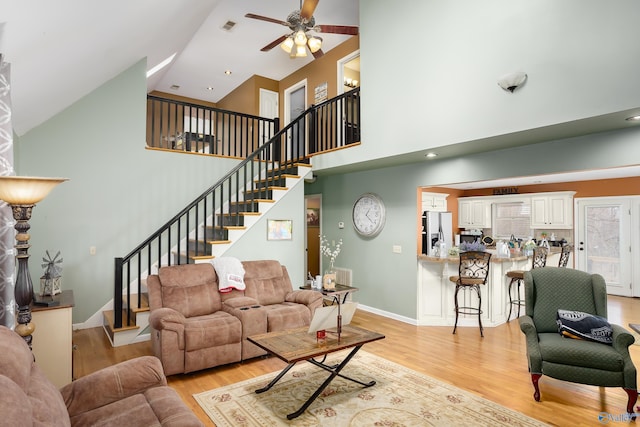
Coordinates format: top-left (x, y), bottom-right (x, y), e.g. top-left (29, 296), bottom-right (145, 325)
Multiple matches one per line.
top-left (113, 88), bottom-right (360, 329)
top-left (146, 95), bottom-right (279, 157)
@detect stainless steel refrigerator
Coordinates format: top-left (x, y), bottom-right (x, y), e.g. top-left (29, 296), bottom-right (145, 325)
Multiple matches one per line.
top-left (421, 211), bottom-right (453, 255)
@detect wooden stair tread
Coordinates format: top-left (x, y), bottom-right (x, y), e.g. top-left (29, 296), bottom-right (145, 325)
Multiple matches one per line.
top-left (217, 212), bottom-right (261, 216)
top-left (230, 199), bottom-right (274, 204)
top-left (103, 310), bottom-right (140, 333)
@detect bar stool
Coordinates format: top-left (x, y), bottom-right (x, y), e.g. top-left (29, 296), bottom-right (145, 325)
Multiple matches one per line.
top-left (449, 251), bottom-right (492, 337)
top-left (505, 247), bottom-right (548, 321)
top-left (558, 244), bottom-right (573, 267)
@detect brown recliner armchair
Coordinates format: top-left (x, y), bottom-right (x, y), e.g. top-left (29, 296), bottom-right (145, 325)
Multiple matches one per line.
top-left (0, 325), bottom-right (203, 427)
top-left (147, 263), bottom-right (243, 376)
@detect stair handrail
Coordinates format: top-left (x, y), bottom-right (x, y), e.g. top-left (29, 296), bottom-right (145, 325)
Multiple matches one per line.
top-left (113, 88), bottom-right (360, 329)
top-left (147, 95), bottom-right (279, 157)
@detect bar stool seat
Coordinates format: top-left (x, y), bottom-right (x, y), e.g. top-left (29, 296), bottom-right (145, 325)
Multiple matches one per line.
top-left (449, 251), bottom-right (492, 337)
top-left (506, 247), bottom-right (547, 321)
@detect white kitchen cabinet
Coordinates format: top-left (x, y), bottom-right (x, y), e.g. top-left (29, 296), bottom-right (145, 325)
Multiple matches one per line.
top-left (421, 192), bottom-right (448, 212)
top-left (458, 198), bottom-right (492, 228)
top-left (530, 192), bottom-right (575, 229)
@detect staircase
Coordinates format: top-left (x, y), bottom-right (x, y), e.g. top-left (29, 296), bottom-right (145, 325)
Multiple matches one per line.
top-left (103, 162), bottom-right (312, 346)
top-left (105, 88), bottom-right (360, 347)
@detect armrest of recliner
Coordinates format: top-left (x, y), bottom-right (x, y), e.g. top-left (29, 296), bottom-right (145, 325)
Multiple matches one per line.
top-left (149, 307), bottom-right (186, 330)
top-left (285, 289), bottom-right (323, 307)
top-left (149, 307), bottom-right (186, 349)
top-left (61, 355), bottom-right (166, 417)
top-left (519, 315), bottom-right (543, 374)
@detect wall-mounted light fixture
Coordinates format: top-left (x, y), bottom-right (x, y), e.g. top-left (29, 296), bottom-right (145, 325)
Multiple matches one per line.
top-left (344, 78), bottom-right (359, 88)
top-left (498, 72), bottom-right (527, 93)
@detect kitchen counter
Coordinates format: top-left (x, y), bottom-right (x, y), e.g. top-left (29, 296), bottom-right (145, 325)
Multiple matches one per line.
top-left (416, 252), bottom-right (531, 328)
top-left (417, 246), bottom-right (563, 263)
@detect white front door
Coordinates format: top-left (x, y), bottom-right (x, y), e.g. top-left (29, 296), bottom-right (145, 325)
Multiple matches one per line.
top-left (575, 197), bottom-right (632, 296)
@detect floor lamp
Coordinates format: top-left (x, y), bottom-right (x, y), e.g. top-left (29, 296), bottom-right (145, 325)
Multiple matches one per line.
top-left (0, 176), bottom-right (67, 348)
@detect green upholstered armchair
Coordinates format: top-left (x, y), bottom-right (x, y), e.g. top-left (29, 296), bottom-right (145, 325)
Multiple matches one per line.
top-left (519, 267), bottom-right (638, 416)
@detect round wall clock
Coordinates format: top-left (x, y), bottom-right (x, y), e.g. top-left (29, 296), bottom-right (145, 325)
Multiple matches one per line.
top-left (352, 192), bottom-right (386, 237)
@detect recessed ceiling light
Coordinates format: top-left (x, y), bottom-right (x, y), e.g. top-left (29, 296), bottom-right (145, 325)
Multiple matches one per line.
top-left (206, 86), bottom-right (214, 91)
top-left (224, 70), bottom-right (232, 75)
top-left (625, 115), bottom-right (640, 121)
top-left (170, 84), bottom-right (180, 90)
top-left (425, 152), bottom-right (438, 158)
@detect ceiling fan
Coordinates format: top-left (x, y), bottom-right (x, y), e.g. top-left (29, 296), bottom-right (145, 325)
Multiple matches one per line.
top-left (245, 0), bottom-right (359, 59)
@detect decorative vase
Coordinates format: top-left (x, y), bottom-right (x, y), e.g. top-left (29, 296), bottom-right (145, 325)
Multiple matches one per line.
top-left (323, 262), bottom-right (336, 290)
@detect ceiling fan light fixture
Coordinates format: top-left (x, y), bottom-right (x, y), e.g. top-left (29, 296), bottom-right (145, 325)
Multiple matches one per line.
top-left (307, 36), bottom-right (322, 53)
top-left (295, 44), bottom-right (308, 57)
top-left (294, 30), bottom-right (307, 46)
top-left (280, 36), bottom-right (294, 53)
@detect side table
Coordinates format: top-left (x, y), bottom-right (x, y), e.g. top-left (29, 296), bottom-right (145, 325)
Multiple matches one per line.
top-left (31, 290), bottom-right (74, 388)
top-left (300, 284), bottom-right (359, 304)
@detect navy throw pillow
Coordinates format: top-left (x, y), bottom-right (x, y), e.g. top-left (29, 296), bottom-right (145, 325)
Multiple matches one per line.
top-left (556, 309), bottom-right (613, 345)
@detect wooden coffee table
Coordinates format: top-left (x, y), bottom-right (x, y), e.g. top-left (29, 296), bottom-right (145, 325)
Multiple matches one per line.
top-left (247, 325), bottom-right (385, 419)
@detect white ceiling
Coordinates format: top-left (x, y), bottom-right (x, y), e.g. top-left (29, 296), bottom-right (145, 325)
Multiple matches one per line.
top-left (1, 1), bottom-right (638, 186)
top-left (1, 0), bottom-right (359, 136)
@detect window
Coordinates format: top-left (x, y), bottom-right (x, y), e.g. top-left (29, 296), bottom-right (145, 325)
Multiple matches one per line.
top-left (493, 202), bottom-right (532, 240)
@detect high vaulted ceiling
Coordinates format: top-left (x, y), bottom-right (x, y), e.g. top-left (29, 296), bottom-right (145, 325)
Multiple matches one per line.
top-left (1, 0), bottom-right (359, 136)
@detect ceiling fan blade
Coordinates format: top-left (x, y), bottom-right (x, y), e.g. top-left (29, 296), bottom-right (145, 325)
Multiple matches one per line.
top-left (300, 0), bottom-right (319, 21)
top-left (260, 35), bottom-right (288, 52)
top-left (316, 25), bottom-right (359, 35)
top-left (312, 49), bottom-right (324, 59)
top-left (245, 13), bottom-right (289, 27)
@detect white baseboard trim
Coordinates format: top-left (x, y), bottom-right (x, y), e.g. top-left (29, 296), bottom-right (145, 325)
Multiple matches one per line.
top-left (357, 303), bottom-right (418, 326)
top-left (73, 299), bottom-right (114, 330)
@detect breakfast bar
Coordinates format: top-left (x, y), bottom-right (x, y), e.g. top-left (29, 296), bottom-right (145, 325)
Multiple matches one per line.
top-left (417, 252), bottom-right (530, 329)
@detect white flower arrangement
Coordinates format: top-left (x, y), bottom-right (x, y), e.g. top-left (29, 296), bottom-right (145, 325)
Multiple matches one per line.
top-left (319, 235), bottom-right (343, 266)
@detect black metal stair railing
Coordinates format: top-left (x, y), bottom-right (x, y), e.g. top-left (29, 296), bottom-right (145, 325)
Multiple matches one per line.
top-left (113, 88), bottom-right (360, 329)
top-left (147, 95), bottom-right (279, 157)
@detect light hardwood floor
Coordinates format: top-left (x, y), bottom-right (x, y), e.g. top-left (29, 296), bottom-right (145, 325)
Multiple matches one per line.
top-left (72, 296), bottom-right (640, 426)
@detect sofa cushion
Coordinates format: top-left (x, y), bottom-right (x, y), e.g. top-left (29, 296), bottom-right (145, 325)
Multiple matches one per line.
top-left (538, 332), bottom-right (624, 372)
top-left (158, 264), bottom-right (222, 317)
top-left (265, 303), bottom-right (312, 332)
top-left (68, 393), bottom-right (160, 426)
top-left (242, 260), bottom-right (293, 305)
top-left (184, 313), bottom-right (242, 351)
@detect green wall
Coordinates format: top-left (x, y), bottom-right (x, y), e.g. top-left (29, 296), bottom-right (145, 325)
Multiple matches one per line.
top-left (308, 126), bottom-right (640, 320)
top-left (14, 59), bottom-right (307, 325)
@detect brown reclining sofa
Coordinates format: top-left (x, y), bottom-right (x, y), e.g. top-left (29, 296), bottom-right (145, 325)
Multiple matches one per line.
top-left (147, 259), bottom-right (323, 375)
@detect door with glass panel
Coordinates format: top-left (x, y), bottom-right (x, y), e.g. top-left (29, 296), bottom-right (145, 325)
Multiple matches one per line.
top-left (575, 198), bottom-right (632, 296)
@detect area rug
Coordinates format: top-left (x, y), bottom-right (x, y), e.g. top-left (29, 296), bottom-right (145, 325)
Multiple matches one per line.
top-left (193, 351), bottom-right (548, 426)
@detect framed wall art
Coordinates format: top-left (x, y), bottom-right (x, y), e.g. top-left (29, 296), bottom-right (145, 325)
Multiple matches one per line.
top-left (267, 219), bottom-right (293, 241)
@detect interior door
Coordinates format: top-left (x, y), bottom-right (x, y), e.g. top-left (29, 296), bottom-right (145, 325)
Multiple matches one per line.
top-left (575, 198), bottom-right (632, 296)
top-left (286, 84), bottom-right (306, 160)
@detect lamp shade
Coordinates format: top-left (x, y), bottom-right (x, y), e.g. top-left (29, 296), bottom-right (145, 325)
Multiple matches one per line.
top-left (0, 176), bottom-right (68, 205)
top-left (294, 30), bottom-right (307, 46)
top-left (280, 36), bottom-right (294, 54)
top-left (307, 36), bottom-right (322, 53)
